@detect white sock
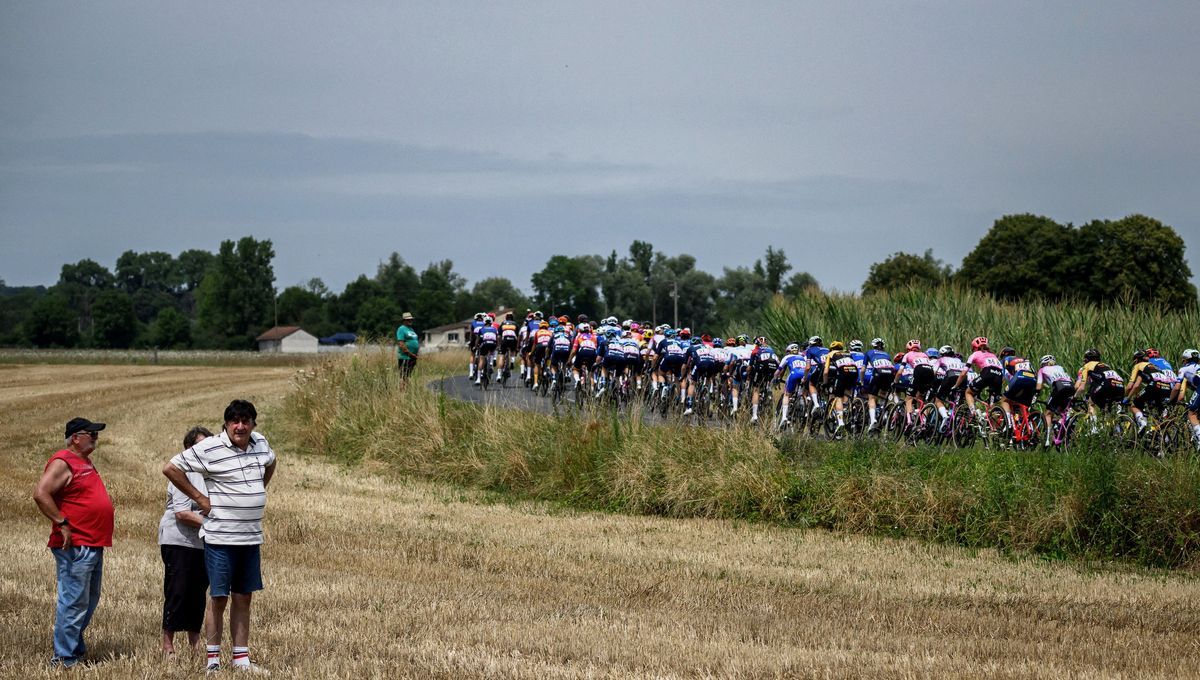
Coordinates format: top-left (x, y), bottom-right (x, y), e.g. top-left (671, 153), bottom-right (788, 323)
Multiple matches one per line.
top-left (732, 395), bottom-right (739, 409)
top-left (836, 409), bottom-right (844, 426)
top-left (206, 645), bottom-right (221, 668)
top-left (938, 406), bottom-right (948, 419)
top-left (752, 403), bottom-right (759, 417)
top-left (1135, 412), bottom-right (1148, 428)
top-left (780, 403), bottom-right (789, 420)
top-left (232, 646), bottom-right (250, 668)
top-left (1191, 424), bottom-right (1200, 440)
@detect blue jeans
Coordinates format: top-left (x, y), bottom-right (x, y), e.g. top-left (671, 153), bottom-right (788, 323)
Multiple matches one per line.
top-left (51, 546), bottom-right (104, 665)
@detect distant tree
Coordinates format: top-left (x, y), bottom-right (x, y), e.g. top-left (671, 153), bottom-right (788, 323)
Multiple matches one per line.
top-left (863, 249), bottom-right (952, 295)
top-left (0, 282), bottom-right (47, 346)
top-left (413, 260), bottom-right (467, 328)
top-left (27, 294), bottom-right (80, 348)
top-left (649, 254), bottom-right (717, 330)
top-left (176, 249), bottom-right (216, 291)
top-left (464, 277), bottom-right (529, 315)
top-left (374, 253), bottom-right (420, 312)
top-left (149, 307), bottom-right (191, 348)
top-left (716, 265), bottom-right (771, 323)
top-left (956, 214), bottom-right (1073, 299)
top-left (629, 240), bottom-right (654, 279)
top-left (194, 237), bottom-right (276, 349)
top-left (56, 259), bottom-right (115, 336)
top-left (276, 285), bottom-right (326, 327)
top-left (531, 255), bottom-right (604, 319)
top-left (782, 271), bottom-right (819, 297)
top-left (90, 290), bottom-right (139, 348)
top-left (764, 246), bottom-right (792, 294)
top-left (1071, 214), bottom-right (1197, 310)
top-left (329, 275), bottom-right (387, 332)
top-left (355, 297), bottom-right (403, 339)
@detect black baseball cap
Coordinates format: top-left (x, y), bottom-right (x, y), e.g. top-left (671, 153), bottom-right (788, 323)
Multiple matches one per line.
top-left (65, 417), bottom-right (106, 438)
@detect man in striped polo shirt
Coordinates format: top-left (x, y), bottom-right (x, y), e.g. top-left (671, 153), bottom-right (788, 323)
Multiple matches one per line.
top-left (163, 399), bottom-right (275, 674)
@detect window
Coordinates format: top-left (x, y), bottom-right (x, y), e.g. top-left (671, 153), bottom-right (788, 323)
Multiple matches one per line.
top-left (447, 332), bottom-right (459, 343)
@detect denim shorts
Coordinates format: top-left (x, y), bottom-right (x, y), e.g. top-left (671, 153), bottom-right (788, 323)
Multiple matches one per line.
top-left (203, 543), bottom-right (263, 597)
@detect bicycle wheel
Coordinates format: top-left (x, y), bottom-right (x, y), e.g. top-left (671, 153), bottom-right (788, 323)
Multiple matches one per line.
top-left (952, 409), bottom-right (977, 449)
top-left (846, 398), bottom-right (867, 438)
top-left (1113, 415), bottom-right (1138, 450)
top-left (983, 406), bottom-right (1008, 449)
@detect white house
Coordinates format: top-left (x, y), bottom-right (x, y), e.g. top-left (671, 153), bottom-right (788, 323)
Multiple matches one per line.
top-left (421, 306), bottom-right (512, 351)
top-left (255, 326), bottom-right (319, 353)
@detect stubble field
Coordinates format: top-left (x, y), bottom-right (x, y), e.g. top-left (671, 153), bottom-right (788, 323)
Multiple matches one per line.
top-left (1, 362), bottom-right (1199, 679)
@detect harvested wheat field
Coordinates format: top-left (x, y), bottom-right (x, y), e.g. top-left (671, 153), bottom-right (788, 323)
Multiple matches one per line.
top-left (2, 363), bottom-right (1199, 679)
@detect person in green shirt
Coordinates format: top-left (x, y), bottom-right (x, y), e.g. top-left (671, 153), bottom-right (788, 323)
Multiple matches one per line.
top-left (395, 312), bottom-right (420, 379)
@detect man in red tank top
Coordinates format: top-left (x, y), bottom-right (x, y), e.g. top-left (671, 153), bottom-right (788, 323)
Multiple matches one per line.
top-left (33, 417), bottom-right (114, 669)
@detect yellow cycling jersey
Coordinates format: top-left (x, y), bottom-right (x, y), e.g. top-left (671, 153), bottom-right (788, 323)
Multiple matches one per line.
top-left (1078, 361), bottom-right (1123, 387)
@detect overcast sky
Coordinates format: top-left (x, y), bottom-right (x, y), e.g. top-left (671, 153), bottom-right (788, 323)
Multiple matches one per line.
top-left (2, 2), bottom-right (1198, 294)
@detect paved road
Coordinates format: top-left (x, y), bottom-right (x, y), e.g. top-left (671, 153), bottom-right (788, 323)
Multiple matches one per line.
top-left (435, 373), bottom-right (566, 416)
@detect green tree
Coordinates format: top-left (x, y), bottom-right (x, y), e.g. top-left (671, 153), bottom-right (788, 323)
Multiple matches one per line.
top-left (194, 237), bottom-right (276, 349)
top-left (716, 265), bottom-right (770, 323)
top-left (463, 277), bottom-right (529, 316)
top-left (276, 284), bottom-right (326, 327)
top-left (863, 249), bottom-right (952, 295)
top-left (149, 307), bottom-right (192, 348)
top-left (0, 281), bottom-right (47, 346)
top-left (374, 253), bottom-right (420, 312)
top-left (782, 271), bottom-right (819, 297)
top-left (1072, 215), bottom-right (1197, 310)
top-left (531, 255), bottom-right (604, 319)
top-left (329, 275), bottom-right (387, 332)
top-left (764, 246), bottom-right (791, 294)
top-left (956, 214), bottom-right (1073, 299)
top-left (91, 290), bottom-right (139, 348)
top-left (355, 297), bottom-right (403, 339)
top-left (27, 294), bottom-right (80, 347)
top-left (56, 259), bottom-right (115, 336)
top-left (413, 260), bottom-right (467, 328)
top-left (649, 254), bottom-right (716, 330)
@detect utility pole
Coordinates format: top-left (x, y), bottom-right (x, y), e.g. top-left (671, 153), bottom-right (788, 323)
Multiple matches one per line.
top-left (671, 279), bottom-right (679, 329)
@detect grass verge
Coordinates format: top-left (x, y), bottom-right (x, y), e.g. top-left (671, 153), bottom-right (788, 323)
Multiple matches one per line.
top-left (282, 348), bottom-right (1200, 570)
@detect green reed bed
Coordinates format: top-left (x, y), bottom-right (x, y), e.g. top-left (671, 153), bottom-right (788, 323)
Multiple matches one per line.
top-left (758, 285), bottom-right (1199, 366)
top-left (282, 348), bottom-right (1200, 569)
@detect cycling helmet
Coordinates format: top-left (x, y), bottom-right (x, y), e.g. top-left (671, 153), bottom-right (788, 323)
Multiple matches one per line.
top-left (539, 321), bottom-right (549, 329)
top-left (622, 329), bottom-right (633, 337)
top-left (1182, 349), bottom-right (1200, 361)
top-left (998, 346), bottom-right (1015, 358)
top-left (1084, 348), bottom-right (1101, 362)
top-left (504, 312), bottom-right (513, 320)
top-left (754, 336), bottom-right (767, 346)
top-left (1040, 354), bottom-right (1055, 366)
top-left (971, 336), bottom-right (989, 351)
top-left (621, 319), bottom-right (632, 330)
top-left (808, 335), bottom-right (823, 347)
top-left (578, 323), bottom-right (591, 333)
top-left (849, 339), bottom-right (863, 352)
top-left (486, 313), bottom-right (495, 322)
top-left (925, 347), bottom-right (939, 358)
top-left (1145, 347), bottom-right (1160, 359)
top-left (558, 315), bottom-right (568, 324)
top-left (829, 341), bottom-right (845, 351)
top-left (664, 329), bottom-right (677, 338)
top-left (548, 318), bottom-right (558, 327)
top-left (906, 339), bottom-right (921, 352)
top-left (893, 352), bottom-right (905, 363)
top-left (712, 338), bottom-right (724, 348)
top-left (679, 329), bottom-right (692, 340)
top-left (630, 323), bottom-right (641, 333)
top-left (726, 337), bottom-right (736, 347)
top-left (786, 343), bottom-right (800, 353)
top-left (871, 337), bottom-right (885, 350)
top-left (474, 312), bottom-right (485, 321)
top-left (737, 334), bottom-right (750, 345)
top-left (1132, 348), bottom-right (1147, 362)
top-left (577, 314), bottom-right (588, 323)
top-left (939, 345), bottom-right (954, 356)
top-left (691, 337), bottom-right (701, 346)
top-left (605, 316), bottom-right (618, 326)
top-left (534, 311), bottom-right (545, 320)
top-left (701, 334), bottom-right (712, 343)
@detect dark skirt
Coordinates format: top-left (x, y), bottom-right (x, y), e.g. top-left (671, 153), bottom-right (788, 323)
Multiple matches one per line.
top-left (161, 544), bottom-right (208, 632)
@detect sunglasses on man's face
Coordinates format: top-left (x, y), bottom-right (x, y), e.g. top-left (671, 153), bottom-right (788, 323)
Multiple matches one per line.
top-left (75, 431), bottom-right (98, 440)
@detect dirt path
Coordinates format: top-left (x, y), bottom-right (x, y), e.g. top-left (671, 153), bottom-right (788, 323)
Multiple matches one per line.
top-left (3, 365), bottom-right (1199, 679)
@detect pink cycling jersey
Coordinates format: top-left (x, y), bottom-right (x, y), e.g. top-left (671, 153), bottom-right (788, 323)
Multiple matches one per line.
top-left (903, 350), bottom-right (934, 368)
top-left (966, 350), bottom-right (1002, 372)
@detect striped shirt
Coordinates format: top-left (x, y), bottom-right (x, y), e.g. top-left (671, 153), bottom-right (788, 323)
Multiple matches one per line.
top-left (169, 430), bottom-right (276, 546)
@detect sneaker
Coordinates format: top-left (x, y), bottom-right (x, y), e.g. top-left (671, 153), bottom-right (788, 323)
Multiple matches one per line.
top-left (683, 407), bottom-right (693, 416)
top-left (233, 662), bottom-right (270, 675)
top-left (750, 415), bottom-right (759, 424)
top-left (474, 378), bottom-right (481, 385)
top-left (207, 662), bottom-right (222, 675)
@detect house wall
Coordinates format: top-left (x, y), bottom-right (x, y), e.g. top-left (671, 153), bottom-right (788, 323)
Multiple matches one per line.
top-left (280, 331), bottom-right (319, 354)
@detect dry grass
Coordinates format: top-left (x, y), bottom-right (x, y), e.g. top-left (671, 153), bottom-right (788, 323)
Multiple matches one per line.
top-left (2, 364), bottom-right (1200, 678)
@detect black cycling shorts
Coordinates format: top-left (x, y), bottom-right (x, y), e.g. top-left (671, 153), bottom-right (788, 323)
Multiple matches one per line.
top-left (970, 367), bottom-right (1004, 399)
top-left (908, 365), bottom-right (935, 396)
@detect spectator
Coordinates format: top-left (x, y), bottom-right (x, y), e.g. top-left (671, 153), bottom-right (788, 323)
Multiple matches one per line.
top-left (159, 426), bottom-right (214, 657)
top-left (33, 417), bottom-right (114, 669)
top-left (396, 311), bottom-right (420, 379)
top-left (163, 400), bottom-right (276, 674)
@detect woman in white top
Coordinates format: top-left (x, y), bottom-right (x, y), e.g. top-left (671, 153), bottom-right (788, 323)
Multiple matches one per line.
top-left (159, 426), bottom-right (212, 656)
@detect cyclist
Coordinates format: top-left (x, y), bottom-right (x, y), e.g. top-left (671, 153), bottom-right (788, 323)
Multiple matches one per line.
top-left (530, 320), bottom-right (553, 389)
top-left (725, 335), bottom-right (753, 414)
top-left (804, 336), bottom-right (830, 411)
top-left (468, 312), bottom-right (487, 378)
top-left (1073, 348), bottom-right (1125, 431)
top-left (1170, 349), bottom-right (1200, 448)
top-left (747, 336), bottom-right (780, 424)
top-left (568, 323), bottom-right (599, 391)
top-left (959, 336), bottom-right (1004, 416)
top-left (548, 323), bottom-right (574, 388)
top-left (1036, 354), bottom-right (1076, 447)
top-left (473, 317), bottom-right (499, 385)
top-left (862, 338), bottom-right (896, 430)
top-left (1126, 348), bottom-right (1174, 434)
top-left (599, 328), bottom-right (626, 394)
top-left (901, 339), bottom-right (936, 423)
top-left (496, 312), bottom-right (521, 382)
top-left (656, 329), bottom-right (688, 402)
top-left (933, 345), bottom-right (967, 427)
top-left (847, 340), bottom-right (867, 384)
top-left (998, 347), bottom-right (1038, 431)
top-left (822, 341), bottom-right (860, 431)
top-left (775, 343), bottom-right (810, 428)
top-left (682, 335), bottom-right (717, 416)
top-left (620, 329), bottom-right (643, 390)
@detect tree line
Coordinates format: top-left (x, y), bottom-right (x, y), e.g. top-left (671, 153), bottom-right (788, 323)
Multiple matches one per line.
top-left (0, 213), bottom-right (1193, 350)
